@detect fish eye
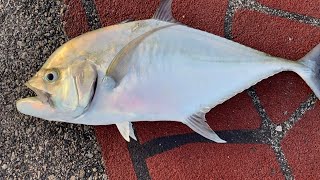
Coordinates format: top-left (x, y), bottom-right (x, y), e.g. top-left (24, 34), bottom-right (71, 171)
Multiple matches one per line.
top-left (44, 70), bottom-right (59, 82)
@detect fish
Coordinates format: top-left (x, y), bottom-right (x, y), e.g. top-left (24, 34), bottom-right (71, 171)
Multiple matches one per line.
top-left (16, 0), bottom-right (320, 143)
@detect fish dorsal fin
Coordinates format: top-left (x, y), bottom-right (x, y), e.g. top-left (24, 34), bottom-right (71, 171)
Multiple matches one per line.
top-left (153, 0), bottom-right (176, 22)
top-left (115, 122), bottom-right (137, 142)
top-left (184, 108), bottom-right (226, 143)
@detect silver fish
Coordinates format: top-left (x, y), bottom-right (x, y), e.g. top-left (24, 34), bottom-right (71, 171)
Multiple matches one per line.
top-left (16, 0), bottom-right (320, 143)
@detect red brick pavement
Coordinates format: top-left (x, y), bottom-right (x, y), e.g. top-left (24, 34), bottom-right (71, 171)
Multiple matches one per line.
top-left (282, 102), bottom-right (320, 179)
top-left (95, 125), bottom-right (137, 180)
top-left (232, 10), bottom-right (320, 124)
top-left (63, 0), bottom-right (320, 179)
top-left (257, 0), bottom-right (320, 18)
top-left (146, 144), bottom-right (283, 180)
top-left (64, 0), bottom-right (90, 38)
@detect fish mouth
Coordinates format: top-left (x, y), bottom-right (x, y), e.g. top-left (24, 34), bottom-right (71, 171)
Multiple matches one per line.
top-left (16, 82), bottom-right (55, 118)
top-left (25, 82), bottom-right (54, 107)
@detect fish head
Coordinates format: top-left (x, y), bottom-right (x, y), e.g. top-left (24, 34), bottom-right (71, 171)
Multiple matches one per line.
top-left (16, 44), bottom-right (98, 122)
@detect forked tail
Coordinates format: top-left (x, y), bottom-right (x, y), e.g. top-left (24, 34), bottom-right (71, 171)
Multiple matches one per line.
top-left (296, 43), bottom-right (320, 98)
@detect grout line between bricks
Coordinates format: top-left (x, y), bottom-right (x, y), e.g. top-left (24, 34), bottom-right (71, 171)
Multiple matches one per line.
top-left (80, 0), bottom-right (102, 30)
top-left (226, 1), bottom-right (299, 178)
top-left (281, 93), bottom-right (317, 137)
top-left (233, 0), bottom-right (319, 173)
top-left (247, 87), bottom-right (295, 180)
top-left (271, 142), bottom-right (294, 180)
top-left (127, 132), bottom-right (152, 180)
top-left (224, 0), bottom-right (237, 39)
top-left (246, 87), bottom-right (275, 130)
top-left (241, 0), bottom-right (320, 26)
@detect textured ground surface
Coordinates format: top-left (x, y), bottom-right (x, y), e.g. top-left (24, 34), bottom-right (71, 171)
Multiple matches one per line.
top-left (0, 0), bottom-right (106, 179)
top-left (1, 0), bottom-right (320, 179)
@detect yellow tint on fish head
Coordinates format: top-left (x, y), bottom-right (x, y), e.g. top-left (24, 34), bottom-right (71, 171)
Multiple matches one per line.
top-left (18, 42), bottom-right (98, 120)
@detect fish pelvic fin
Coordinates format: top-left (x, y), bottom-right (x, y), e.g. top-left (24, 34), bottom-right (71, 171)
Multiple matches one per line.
top-left (296, 43), bottom-right (320, 99)
top-left (153, 0), bottom-right (177, 23)
top-left (115, 122), bottom-right (137, 142)
top-left (183, 108), bottom-right (226, 143)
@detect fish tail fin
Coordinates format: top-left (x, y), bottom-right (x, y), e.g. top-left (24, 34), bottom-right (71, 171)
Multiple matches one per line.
top-left (295, 43), bottom-right (320, 98)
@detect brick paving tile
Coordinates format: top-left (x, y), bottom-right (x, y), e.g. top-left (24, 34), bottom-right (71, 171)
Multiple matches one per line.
top-left (135, 121), bottom-right (193, 145)
top-left (93, 0), bottom-right (158, 26)
top-left (257, 0), bottom-right (320, 18)
top-left (281, 102), bottom-right (320, 179)
top-left (64, 0), bottom-right (90, 38)
top-left (232, 10), bottom-right (320, 124)
top-left (207, 92), bottom-right (261, 130)
top-left (232, 10), bottom-right (320, 60)
top-left (255, 72), bottom-right (311, 124)
top-left (147, 144), bottom-right (283, 180)
top-left (171, 0), bottom-right (228, 37)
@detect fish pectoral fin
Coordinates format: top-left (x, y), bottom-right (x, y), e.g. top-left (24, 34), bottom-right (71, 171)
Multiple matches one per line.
top-left (115, 122), bottom-right (137, 142)
top-left (153, 0), bottom-right (177, 23)
top-left (184, 109), bottom-right (226, 143)
top-left (101, 76), bottom-right (116, 89)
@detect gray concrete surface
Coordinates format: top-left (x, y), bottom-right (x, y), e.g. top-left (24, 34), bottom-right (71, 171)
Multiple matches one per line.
top-left (0, 0), bottom-right (106, 179)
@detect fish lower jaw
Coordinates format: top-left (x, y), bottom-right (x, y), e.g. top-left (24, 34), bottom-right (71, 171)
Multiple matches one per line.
top-left (16, 96), bottom-right (58, 120)
top-left (23, 93), bottom-right (53, 107)
top-left (16, 97), bottom-right (44, 114)
top-left (25, 84), bottom-right (53, 106)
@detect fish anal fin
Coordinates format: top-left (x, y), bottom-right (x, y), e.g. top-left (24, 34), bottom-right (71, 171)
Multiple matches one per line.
top-left (128, 122), bottom-right (137, 141)
top-left (115, 122), bottom-right (137, 142)
top-left (153, 0), bottom-right (177, 23)
top-left (184, 109), bottom-right (226, 143)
